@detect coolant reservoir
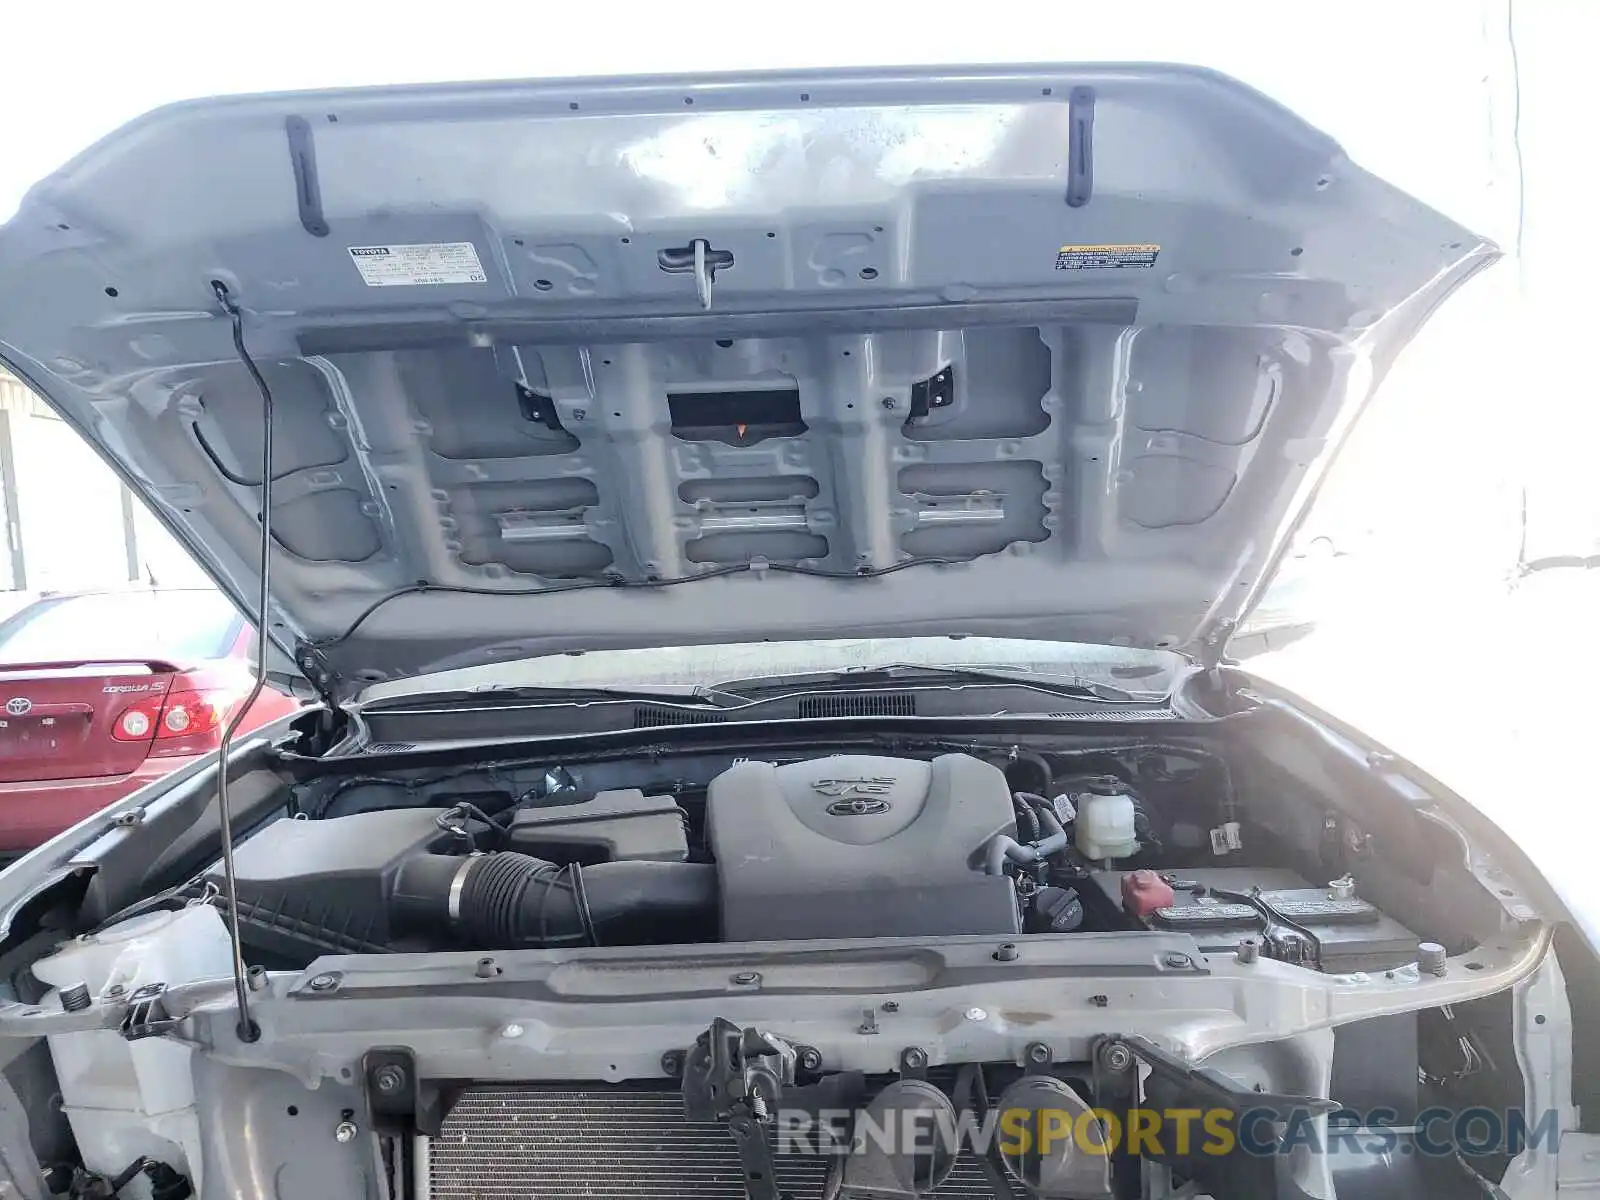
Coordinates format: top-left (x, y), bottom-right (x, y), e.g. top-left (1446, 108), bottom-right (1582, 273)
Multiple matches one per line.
top-left (31, 904), bottom-right (233, 1199)
top-left (1073, 781), bottom-right (1139, 861)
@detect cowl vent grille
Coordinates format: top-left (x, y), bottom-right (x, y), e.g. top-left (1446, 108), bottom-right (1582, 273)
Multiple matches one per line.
top-left (1045, 707), bottom-right (1177, 721)
top-left (632, 705), bottom-right (728, 728)
top-left (796, 692), bottom-right (917, 718)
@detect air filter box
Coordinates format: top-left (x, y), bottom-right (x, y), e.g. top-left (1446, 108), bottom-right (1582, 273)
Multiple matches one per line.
top-left (507, 789), bottom-right (689, 864)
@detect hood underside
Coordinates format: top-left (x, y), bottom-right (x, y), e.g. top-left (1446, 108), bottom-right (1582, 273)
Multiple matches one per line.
top-left (0, 64), bottom-right (1492, 700)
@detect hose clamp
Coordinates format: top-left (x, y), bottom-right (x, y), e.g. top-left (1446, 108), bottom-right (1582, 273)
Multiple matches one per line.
top-left (447, 855), bottom-right (480, 924)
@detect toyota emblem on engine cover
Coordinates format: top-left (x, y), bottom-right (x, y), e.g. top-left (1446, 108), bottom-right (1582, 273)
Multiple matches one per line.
top-left (4, 697), bottom-right (31, 717)
top-left (826, 797), bottom-right (892, 816)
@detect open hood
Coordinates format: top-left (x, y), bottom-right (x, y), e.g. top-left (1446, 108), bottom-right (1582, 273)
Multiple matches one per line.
top-left (0, 65), bottom-right (1493, 701)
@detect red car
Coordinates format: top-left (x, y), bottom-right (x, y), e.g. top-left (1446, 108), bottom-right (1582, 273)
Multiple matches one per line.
top-left (0, 588), bottom-right (299, 854)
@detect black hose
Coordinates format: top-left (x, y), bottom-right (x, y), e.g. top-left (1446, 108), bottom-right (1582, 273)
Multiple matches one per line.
top-left (1005, 748), bottom-right (1053, 795)
top-left (1015, 792), bottom-right (1064, 840)
top-left (1130, 795), bottom-right (1165, 855)
top-left (1012, 794), bottom-right (1041, 841)
top-left (392, 852), bottom-right (717, 948)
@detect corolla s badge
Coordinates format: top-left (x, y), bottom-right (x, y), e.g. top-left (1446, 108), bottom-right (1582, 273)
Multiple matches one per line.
top-left (4, 697), bottom-right (31, 717)
top-left (826, 797), bottom-right (892, 817)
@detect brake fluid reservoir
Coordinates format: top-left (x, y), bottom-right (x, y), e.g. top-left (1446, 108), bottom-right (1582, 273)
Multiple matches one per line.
top-left (30, 904), bottom-right (233, 1198)
top-left (1074, 782), bottom-right (1139, 861)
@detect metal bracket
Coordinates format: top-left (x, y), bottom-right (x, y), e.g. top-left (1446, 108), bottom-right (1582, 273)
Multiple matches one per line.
top-left (120, 983), bottom-right (180, 1041)
top-left (363, 1047), bottom-right (459, 1137)
top-left (907, 365), bottom-right (955, 421)
top-left (727, 1106), bottom-right (782, 1200)
top-left (898, 1045), bottom-right (929, 1080)
top-left (1196, 618), bottom-right (1235, 672)
top-left (681, 1018), bottom-right (865, 1200)
top-left (683, 1017), bottom-right (797, 1122)
top-left (682, 1018), bottom-right (795, 1200)
top-left (514, 383), bottom-right (566, 433)
top-left (1123, 1034), bottom-right (1339, 1122)
top-left (293, 642), bottom-right (338, 707)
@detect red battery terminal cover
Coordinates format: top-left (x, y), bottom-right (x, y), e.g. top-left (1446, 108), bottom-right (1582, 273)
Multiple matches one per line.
top-left (1121, 869), bottom-right (1176, 918)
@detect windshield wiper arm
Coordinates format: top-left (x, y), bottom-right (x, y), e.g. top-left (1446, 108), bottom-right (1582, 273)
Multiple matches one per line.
top-left (713, 663), bottom-right (1143, 704)
top-left (360, 682), bottom-right (739, 712)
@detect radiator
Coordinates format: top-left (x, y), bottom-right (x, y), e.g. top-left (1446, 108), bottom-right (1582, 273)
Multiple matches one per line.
top-left (426, 1083), bottom-right (1013, 1200)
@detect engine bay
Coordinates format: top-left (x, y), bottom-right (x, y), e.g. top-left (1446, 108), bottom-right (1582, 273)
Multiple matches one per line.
top-left (3, 720), bottom-right (1569, 1200)
top-left (175, 740), bottom-right (1427, 980)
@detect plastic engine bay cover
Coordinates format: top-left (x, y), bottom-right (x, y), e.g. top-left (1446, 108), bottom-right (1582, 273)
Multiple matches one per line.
top-left (707, 753), bottom-right (1019, 940)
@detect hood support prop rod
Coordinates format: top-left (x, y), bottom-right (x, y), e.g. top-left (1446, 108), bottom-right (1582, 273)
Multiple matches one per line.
top-left (209, 279), bottom-right (272, 1044)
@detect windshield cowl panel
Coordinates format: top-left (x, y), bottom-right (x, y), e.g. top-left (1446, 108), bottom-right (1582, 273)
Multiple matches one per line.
top-left (354, 637), bottom-right (1182, 706)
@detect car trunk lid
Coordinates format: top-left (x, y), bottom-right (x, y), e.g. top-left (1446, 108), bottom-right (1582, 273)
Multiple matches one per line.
top-left (0, 660), bottom-right (177, 782)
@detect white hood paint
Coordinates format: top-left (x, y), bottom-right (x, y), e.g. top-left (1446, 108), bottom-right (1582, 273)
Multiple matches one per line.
top-left (0, 65), bottom-right (1493, 700)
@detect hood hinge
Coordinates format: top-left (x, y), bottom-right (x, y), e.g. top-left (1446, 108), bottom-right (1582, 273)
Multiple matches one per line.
top-left (1196, 619), bottom-right (1235, 672)
top-left (294, 643), bottom-right (340, 706)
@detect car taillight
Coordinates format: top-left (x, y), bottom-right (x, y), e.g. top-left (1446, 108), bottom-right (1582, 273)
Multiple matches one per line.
top-left (111, 688), bottom-right (241, 752)
top-left (155, 690), bottom-right (230, 740)
top-left (111, 697), bottom-right (164, 742)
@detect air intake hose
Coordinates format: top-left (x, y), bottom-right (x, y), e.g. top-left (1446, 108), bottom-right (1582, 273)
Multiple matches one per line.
top-left (391, 852), bottom-right (717, 948)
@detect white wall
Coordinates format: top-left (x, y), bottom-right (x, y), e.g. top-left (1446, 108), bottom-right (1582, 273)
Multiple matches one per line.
top-left (13, 411), bottom-right (131, 592)
top-left (0, 372), bottom-right (206, 598)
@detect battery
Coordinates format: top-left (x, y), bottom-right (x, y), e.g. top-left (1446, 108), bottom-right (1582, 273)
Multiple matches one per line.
top-left (1089, 867), bottom-right (1419, 972)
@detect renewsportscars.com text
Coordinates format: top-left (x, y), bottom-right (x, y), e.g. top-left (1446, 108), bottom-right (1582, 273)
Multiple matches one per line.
top-left (772, 1105), bottom-right (1561, 1159)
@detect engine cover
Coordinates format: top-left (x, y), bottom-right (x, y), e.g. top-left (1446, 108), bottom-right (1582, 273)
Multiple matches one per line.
top-left (706, 753), bottom-right (1018, 941)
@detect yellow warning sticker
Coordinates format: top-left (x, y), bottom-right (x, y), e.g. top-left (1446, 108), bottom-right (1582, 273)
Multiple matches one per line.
top-left (1055, 243), bottom-right (1160, 270)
